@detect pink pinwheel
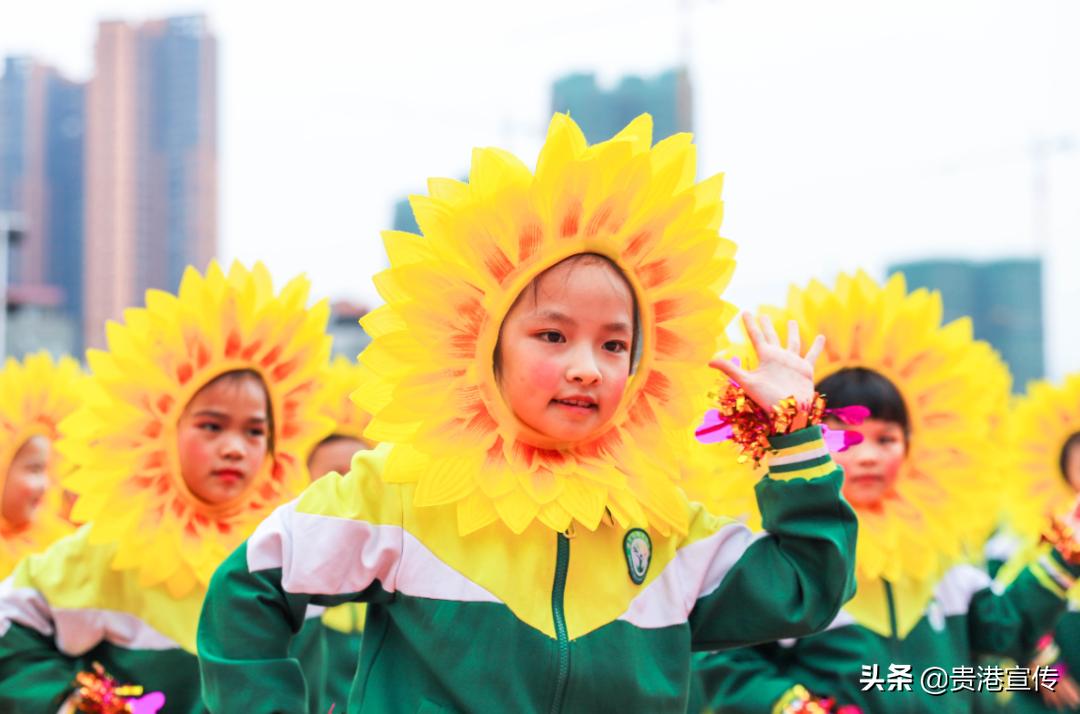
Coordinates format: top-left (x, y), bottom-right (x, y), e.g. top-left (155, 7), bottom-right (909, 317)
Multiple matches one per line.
top-left (695, 399), bottom-right (868, 454)
top-left (129, 692), bottom-right (166, 714)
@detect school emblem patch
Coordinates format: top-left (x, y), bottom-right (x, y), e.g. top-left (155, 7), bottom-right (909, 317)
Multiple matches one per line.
top-left (623, 528), bottom-right (652, 585)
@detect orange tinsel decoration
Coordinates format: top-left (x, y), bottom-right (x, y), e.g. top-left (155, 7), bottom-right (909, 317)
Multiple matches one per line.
top-left (72, 663), bottom-right (143, 713)
top-left (714, 384), bottom-right (826, 466)
top-left (1042, 516), bottom-right (1080, 567)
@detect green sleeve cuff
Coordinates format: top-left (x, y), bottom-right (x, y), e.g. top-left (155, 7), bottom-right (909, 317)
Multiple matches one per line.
top-left (1029, 546), bottom-right (1079, 599)
top-left (766, 426), bottom-right (838, 482)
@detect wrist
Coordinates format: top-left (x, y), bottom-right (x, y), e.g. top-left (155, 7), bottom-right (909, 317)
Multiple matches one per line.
top-left (72, 663), bottom-right (165, 714)
top-left (713, 383), bottom-right (827, 466)
top-left (1042, 516), bottom-right (1080, 569)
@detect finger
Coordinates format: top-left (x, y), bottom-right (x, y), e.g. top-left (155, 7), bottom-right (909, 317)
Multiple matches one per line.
top-left (742, 312), bottom-right (767, 354)
top-left (760, 314), bottom-right (781, 347)
top-left (1064, 679), bottom-right (1080, 708)
top-left (709, 356), bottom-right (750, 386)
top-left (786, 320), bottom-right (801, 354)
top-left (804, 334), bottom-right (826, 364)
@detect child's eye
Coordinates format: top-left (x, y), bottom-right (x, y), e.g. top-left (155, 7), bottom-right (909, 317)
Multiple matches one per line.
top-left (603, 340), bottom-right (629, 353)
top-left (198, 422), bottom-right (222, 433)
top-left (536, 331), bottom-right (565, 343)
top-left (248, 428), bottom-right (267, 438)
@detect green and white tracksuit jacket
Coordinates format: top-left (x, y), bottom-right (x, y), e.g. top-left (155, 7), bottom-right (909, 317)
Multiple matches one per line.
top-left (0, 525), bottom-right (328, 714)
top-left (321, 603), bottom-right (367, 712)
top-left (197, 426), bottom-right (859, 714)
top-left (982, 532), bottom-right (1080, 714)
top-left (996, 602), bottom-right (1080, 714)
top-left (693, 547), bottom-right (1080, 713)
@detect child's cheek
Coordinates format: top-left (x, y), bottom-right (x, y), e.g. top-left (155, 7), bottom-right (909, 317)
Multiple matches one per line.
top-left (529, 358), bottom-right (564, 393)
top-left (177, 430), bottom-right (210, 487)
top-left (606, 372), bottom-right (629, 404)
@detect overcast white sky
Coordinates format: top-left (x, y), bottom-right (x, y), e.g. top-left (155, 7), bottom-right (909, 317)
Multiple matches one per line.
top-left (3, 0), bottom-right (1079, 378)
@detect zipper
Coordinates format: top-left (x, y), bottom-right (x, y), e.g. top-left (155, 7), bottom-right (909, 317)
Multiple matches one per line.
top-left (883, 580), bottom-right (899, 641)
top-left (883, 580), bottom-right (913, 713)
top-left (549, 532), bottom-right (571, 714)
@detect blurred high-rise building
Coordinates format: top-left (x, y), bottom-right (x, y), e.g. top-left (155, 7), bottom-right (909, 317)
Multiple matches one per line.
top-left (328, 300), bottom-right (371, 360)
top-left (888, 258), bottom-right (1044, 392)
top-left (551, 67), bottom-right (693, 144)
top-left (84, 15), bottom-right (217, 348)
top-left (0, 57), bottom-right (85, 354)
top-left (392, 196), bottom-right (420, 234)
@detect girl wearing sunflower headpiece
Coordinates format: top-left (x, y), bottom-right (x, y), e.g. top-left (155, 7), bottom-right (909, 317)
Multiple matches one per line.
top-left (198, 114), bottom-right (859, 714)
top-left (0, 262), bottom-right (335, 713)
top-left (693, 271), bottom-right (1080, 714)
top-left (0, 351), bottom-right (83, 579)
top-left (981, 374), bottom-right (1080, 713)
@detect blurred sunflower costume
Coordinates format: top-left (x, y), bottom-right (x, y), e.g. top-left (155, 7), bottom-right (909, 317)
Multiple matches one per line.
top-left (0, 351), bottom-right (84, 577)
top-left (991, 375), bottom-right (1080, 582)
top-left (0, 261), bottom-right (336, 714)
top-left (689, 273), bottom-right (1080, 714)
top-left (317, 356), bottom-right (375, 450)
top-left (1005, 374), bottom-right (1080, 547)
top-left (61, 260), bottom-right (334, 597)
top-left (696, 271), bottom-right (1011, 635)
top-left (988, 375), bottom-right (1080, 714)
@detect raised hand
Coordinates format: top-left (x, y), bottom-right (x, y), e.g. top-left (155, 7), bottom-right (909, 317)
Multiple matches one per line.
top-left (1065, 492), bottom-right (1080, 529)
top-left (1039, 672), bottom-right (1080, 711)
top-left (709, 312), bottom-right (825, 411)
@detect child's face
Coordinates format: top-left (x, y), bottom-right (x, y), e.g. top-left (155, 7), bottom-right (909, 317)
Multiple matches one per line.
top-left (0, 435), bottom-right (50, 528)
top-left (826, 417), bottom-right (907, 508)
top-left (497, 258), bottom-right (634, 442)
top-left (1065, 442), bottom-right (1080, 494)
top-left (177, 375), bottom-right (269, 505)
top-left (307, 437), bottom-right (365, 482)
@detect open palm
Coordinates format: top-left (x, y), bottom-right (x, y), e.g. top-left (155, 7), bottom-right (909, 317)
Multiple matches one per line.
top-left (709, 312), bottom-right (825, 411)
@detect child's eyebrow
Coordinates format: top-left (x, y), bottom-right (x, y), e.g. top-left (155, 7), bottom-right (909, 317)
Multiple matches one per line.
top-left (532, 311), bottom-right (630, 334)
top-left (191, 410), bottom-right (266, 423)
top-left (533, 309), bottom-right (575, 325)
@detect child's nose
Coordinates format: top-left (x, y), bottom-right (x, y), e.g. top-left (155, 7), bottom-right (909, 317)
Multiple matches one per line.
top-left (566, 347), bottom-right (602, 385)
top-left (220, 434), bottom-right (247, 459)
top-left (854, 446), bottom-right (880, 463)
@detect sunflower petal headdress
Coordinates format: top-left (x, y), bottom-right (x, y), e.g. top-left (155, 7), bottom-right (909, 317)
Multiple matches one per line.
top-left (356, 113), bottom-right (737, 537)
top-left (679, 436), bottom-right (764, 531)
top-left (1006, 374), bottom-right (1080, 540)
top-left (317, 356), bottom-right (374, 447)
top-left (714, 271), bottom-right (1010, 585)
top-left (0, 351), bottom-right (84, 576)
top-left (60, 261), bottom-right (334, 597)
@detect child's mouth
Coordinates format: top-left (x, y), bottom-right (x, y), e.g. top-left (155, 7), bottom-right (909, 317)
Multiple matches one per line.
top-left (552, 397), bottom-right (598, 412)
top-left (212, 469), bottom-right (245, 484)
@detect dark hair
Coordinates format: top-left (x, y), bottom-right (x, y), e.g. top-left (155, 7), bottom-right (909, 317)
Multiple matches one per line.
top-left (493, 253), bottom-right (641, 375)
top-left (1059, 431), bottom-right (1080, 483)
top-left (816, 367), bottom-right (910, 436)
top-left (306, 433), bottom-right (365, 469)
top-left (195, 369), bottom-right (276, 456)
